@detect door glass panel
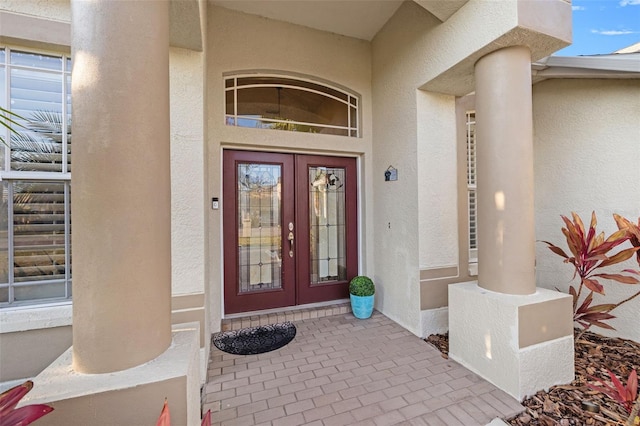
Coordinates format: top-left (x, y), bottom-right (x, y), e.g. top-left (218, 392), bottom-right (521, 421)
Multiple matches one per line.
top-left (237, 163), bottom-right (282, 293)
top-left (309, 166), bottom-right (346, 285)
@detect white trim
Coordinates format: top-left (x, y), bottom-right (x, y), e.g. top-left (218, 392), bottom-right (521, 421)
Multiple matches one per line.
top-left (357, 154), bottom-right (363, 275)
top-left (227, 83), bottom-right (352, 106)
top-left (0, 378), bottom-right (34, 393)
top-left (0, 45), bottom-right (73, 308)
top-left (223, 298), bottom-right (350, 319)
top-left (7, 182), bottom-right (15, 301)
top-left (0, 171), bottom-right (71, 181)
top-left (534, 67), bottom-right (640, 79)
top-left (420, 306), bottom-right (448, 338)
top-left (222, 70), bottom-right (360, 99)
top-left (64, 181), bottom-right (71, 296)
top-left (225, 114), bottom-right (354, 132)
top-left (0, 301), bottom-right (72, 333)
top-left (466, 111), bottom-right (477, 257)
top-left (533, 53), bottom-right (640, 79)
top-left (542, 54), bottom-right (640, 72)
top-left (468, 262), bottom-right (478, 276)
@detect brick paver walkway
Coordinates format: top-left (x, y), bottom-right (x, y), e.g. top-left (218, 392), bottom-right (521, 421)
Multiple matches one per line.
top-left (205, 311), bottom-right (523, 426)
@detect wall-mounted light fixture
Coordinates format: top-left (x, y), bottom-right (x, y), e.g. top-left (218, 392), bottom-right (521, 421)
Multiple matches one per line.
top-left (385, 165), bottom-right (398, 182)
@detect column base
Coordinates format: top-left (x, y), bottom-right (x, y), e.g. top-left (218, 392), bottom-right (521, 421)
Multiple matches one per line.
top-left (449, 282), bottom-right (574, 400)
top-left (420, 306), bottom-right (449, 338)
top-left (20, 324), bottom-right (201, 425)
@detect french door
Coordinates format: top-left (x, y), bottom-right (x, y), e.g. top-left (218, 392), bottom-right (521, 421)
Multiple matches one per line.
top-left (223, 150), bottom-right (358, 314)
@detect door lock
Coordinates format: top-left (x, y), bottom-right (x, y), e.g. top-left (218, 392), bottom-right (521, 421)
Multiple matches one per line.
top-left (288, 231), bottom-right (294, 257)
top-left (288, 222), bottom-right (294, 258)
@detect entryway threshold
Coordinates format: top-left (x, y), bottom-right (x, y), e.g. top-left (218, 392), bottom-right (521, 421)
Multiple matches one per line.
top-left (221, 300), bottom-right (350, 331)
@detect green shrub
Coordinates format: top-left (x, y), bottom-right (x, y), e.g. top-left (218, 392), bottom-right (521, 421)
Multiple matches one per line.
top-left (349, 276), bottom-right (375, 296)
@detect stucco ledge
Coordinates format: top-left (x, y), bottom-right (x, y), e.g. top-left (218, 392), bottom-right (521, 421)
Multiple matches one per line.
top-left (21, 323), bottom-right (201, 425)
top-left (448, 282), bottom-right (574, 400)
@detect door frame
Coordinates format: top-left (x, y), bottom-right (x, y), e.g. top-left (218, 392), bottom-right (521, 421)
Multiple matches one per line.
top-left (295, 154), bottom-right (358, 305)
top-left (222, 149), bottom-right (359, 315)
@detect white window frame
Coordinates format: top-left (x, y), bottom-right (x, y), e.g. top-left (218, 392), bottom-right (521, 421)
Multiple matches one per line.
top-left (0, 45), bottom-right (72, 308)
top-left (224, 73), bottom-right (360, 138)
top-left (466, 111), bottom-right (478, 264)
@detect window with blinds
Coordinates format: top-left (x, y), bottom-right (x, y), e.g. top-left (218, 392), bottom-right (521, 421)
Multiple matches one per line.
top-left (466, 111), bottom-right (477, 263)
top-left (0, 47), bottom-right (72, 307)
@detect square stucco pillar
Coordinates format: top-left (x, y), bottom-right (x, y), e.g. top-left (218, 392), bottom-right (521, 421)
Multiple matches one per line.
top-left (21, 325), bottom-right (201, 426)
top-left (449, 282), bottom-right (574, 400)
top-left (449, 46), bottom-right (574, 400)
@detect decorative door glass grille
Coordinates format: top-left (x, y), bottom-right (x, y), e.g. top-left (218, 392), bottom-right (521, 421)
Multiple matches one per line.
top-left (236, 163), bottom-right (282, 293)
top-left (308, 166), bottom-right (346, 285)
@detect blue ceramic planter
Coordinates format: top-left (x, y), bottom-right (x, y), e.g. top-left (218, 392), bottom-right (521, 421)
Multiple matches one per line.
top-left (350, 294), bottom-right (374, 319)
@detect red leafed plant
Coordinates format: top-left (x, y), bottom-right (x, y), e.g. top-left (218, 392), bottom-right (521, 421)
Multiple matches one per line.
top-left (543, 212), bottom-right (640, 333)
top-left (156, 399), bottom-right (211, 426)
top-left (615, 214), bottom-right (640, 267)
top-left (0, 380), bottom-right (53, 426)
top-left (587, 369), bottom-right (638, 414)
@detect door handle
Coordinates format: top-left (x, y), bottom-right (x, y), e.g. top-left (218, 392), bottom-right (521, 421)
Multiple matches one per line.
top-left (288, 231), bottom-right (294, 257)
top-left (287, 222), bottom-right (294, 258)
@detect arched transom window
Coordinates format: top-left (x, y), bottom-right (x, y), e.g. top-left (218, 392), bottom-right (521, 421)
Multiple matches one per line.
top-left (225, 75), bottom-right (359, 137)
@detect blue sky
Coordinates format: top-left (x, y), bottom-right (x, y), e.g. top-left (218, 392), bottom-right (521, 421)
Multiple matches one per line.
top-left (554, 0), bottom-right (640, 56)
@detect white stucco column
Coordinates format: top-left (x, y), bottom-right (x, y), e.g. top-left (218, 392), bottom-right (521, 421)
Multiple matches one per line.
top-left (448, 46), bottom-right (574, 400)
top-left (71, 0), bottom-right (172, 373)
top-left (475, 46), bottom-right (536, 295)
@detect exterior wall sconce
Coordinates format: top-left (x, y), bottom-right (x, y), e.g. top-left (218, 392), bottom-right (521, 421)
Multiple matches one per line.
top-left (385, 165), bottom-right (398, 181)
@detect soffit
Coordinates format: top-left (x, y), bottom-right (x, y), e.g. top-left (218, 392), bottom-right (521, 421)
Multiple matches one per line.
top-left (210, 0), bottom-right (403, 41)
top-left (170, 0), bottom-right (204, 51)
top-left (615, 42), bottom-right (640, 54)
top-left (413, 0), bottom-right (469, 22)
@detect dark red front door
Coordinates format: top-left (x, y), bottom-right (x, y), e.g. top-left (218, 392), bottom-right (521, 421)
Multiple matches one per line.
top-left (223, 150), bottom-right (358, 314)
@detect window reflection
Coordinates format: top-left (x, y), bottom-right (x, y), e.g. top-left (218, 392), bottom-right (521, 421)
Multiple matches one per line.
top-left (225, 75), bottom-right (359, 137)
top-left (309, 167), bottom-right (346, 284)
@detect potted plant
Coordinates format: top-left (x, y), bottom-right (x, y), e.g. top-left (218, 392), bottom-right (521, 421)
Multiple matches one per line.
top-left (349, 276), bottom-right (375, 319)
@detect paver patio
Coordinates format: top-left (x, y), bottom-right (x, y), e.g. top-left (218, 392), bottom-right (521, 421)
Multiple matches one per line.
top-left (205, 310), bottom-right (524, 426)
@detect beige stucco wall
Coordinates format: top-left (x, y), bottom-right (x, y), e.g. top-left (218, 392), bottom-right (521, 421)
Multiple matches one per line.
top-left (0, 0), bottom-right (70, 22)
top-left (417, 90), bottom-right (459, 269)
top-left (0, 326), bottom-right (72, 382)
top-left (170, 47), bottom-right (207, 298)
top-left (534, 78), bottom-right (640, 342)
top-left (372, 3), bottom-right (447, 335)
top-left (169, 45), bottom-right (209, 355)
top-left (206, 5), bottom-right (374, 330)
top-left (373, 0), bottom-right (570, 335)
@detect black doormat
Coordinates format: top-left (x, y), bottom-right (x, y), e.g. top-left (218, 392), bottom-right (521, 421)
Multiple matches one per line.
top-left (212, 322), bottom-right (297, 355)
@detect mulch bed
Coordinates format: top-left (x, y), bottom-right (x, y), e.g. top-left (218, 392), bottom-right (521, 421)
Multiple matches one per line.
top-left (425, 330), bottom-right (640, 425)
